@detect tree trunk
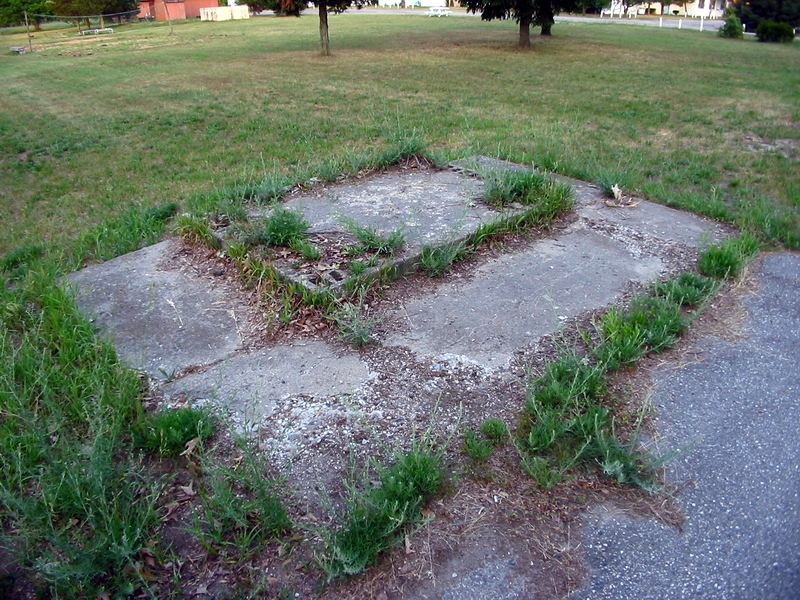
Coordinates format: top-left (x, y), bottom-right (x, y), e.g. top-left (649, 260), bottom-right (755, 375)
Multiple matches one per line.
top-left (518, 17), bottom-right (531, 47)
top-left (318, 2), bottom-right (330, 56)
top-left (540, 1), bottom-right (554, 36)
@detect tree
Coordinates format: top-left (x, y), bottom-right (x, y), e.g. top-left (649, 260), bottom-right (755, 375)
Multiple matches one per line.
top-left (735, 0), bottom-right (800, 29)
top-left (238, 0), bottom-right (305, 15)
top-left (310, 0), bottom-right (370, 56)
top-left (462, 0), bottom-right (576, 47)
top-left (0, 0), bottom-right (53, 28)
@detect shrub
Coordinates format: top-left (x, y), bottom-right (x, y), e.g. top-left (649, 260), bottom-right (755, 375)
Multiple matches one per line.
top-left (756, 20), bottom-right (795, 43)
top-left (718, 8), bottom-right (744, 39)
top-left (132, 407), bottom-right (215, 456)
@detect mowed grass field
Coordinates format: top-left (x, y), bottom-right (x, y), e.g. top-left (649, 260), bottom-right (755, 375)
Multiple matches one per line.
top-left (1, 14), bottom-right (798, 256)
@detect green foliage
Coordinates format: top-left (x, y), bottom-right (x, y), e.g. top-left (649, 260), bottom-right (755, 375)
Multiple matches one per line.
top-left (738, 0), bottom-right (800, 30)
top-left (483, 169), bottom-right (549, 206)
top-left (320, 447), bottom-right (443, 578)
top-left (718, 8), bottom-right (744, 39)
top-left (624, 295), bottom-right (686, 353)
top-left (174, 213), bottom-right (220, 248)
top-left (480, 418), bottom-right (508, 445)
top-left (462, 429), bottom-right (494, 462)
top-left (72, 202), bottom-right (178, 267)
top-left (132, 407), bottom-right (215, 457)
top-left (417, 241), bottom-right (468, 277)
top-left (526, 354), bottom-right (604, 411)
top-left (0, 269), bottom-right (161, 597)
top-left (593, 307), bottom-right (647, 371)
top-left (342, 218), bottom-right (405, 255)
top-left (289, 238), bottom-right (322, 260)
top-left (193, 450), bottom-right (291, 555)
top-left (1, 244), bottom-right (44, 280)
top-left (755, 20), bottom-right (796, 42)
top-left (698, 234), bottom-right (760, 279)
top-left (260, 207), bottom-right (310, 247)
top-left (332, 302), bottom-right (380, 347)
top-left (651, 272), bottom-right (717, 307)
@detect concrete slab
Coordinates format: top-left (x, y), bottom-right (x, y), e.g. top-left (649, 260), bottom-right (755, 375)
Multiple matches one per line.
top-left (572, 253), bottom-right (800, 600)
top-left (68, 240), bottom-right (245, 379)
top-left (251, 168), bottom-right (524, 293)
top-left (160, 340), bottom-right (371, 431)
top-left (384, 224), bottom-right (664, 369)
top-left (451, 156), bottom-right (726, 248)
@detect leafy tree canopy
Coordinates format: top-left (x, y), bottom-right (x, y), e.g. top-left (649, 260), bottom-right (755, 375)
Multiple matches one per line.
top-left (462, 0), bottom-right (577, 47)
top-left (0, 0), bottom-right (53, 27)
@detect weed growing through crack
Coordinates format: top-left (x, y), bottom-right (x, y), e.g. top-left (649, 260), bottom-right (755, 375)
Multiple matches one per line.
top-left (132, 407), bottom-right (215, 457)
top-left (332, 303), bottom-right (380, 347)
top-left (260, 207), bottom-right (310, 247)
top-left (418, 241), bottom-right (469, 277)
top-left (698, 234), bottom-right (760, 279)
top-left (320, 446), bottom-right (443, 578)
top-left (483, 169), bottom-right (549, 206)
top-left (289, 238), bottom-right (322, 261)
top-left (651, 272), bottom-right (717, 307)
top-left (341, 217), bottom-right (405, 255)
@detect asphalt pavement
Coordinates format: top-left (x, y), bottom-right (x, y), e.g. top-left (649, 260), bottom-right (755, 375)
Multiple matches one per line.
top-left (573, 253), bottom-right (800, 600)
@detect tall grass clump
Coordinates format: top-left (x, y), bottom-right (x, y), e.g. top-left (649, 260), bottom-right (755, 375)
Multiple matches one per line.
top-left (1, 244), bottom-right (44, 281)
top-left (133, 407), bottom-right (215, 457)
top-left (0, 269), bottom-right (162, 597)
top-left (260, 207), bottom-right (310, 247)
top-left (192, 449), bottom-right (291, 556)
top-left (483, 170), bottom-right (549, 206)
top-left (71, 201), bottom-right (178, 266)
top-left (417, 241), bottom-right (469, 277)
top-left (698, 234), bottom-right (760, 279)
top-left (320, 447), bottom-right (443, 578)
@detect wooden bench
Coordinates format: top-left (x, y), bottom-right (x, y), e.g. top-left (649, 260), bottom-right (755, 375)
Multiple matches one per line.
top-left (426, 6), bottom-right (451, 16)
top-left (79, 27), bottom-right (113, 36)
top-left (9, 46), bottom-right (26, 54)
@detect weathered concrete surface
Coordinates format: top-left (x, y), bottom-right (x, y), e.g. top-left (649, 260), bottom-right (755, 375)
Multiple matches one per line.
top-left (160, 341), bottom-right (371, 431)
top-left (281, 169), bottom-right (491, 246)
top-left (68, 240), bottom-right (244, 379)
top-left (254, 168), bottom-right (525, 292)
top-left (573, 253), bottom-right (800, 600)
top-left (382, 158), bottom-right (725, 369)
top-left (385, 226), bottom-right (664, 369)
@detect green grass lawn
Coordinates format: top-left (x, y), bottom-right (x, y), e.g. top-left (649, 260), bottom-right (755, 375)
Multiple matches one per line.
top-left (1, 15), bottom-right (798, 255)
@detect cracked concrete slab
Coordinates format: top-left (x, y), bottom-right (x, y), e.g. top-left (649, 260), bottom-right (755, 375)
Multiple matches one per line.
top-left (68, 240), bottom-right (245, 379)
top-left (384, 224), bottom-right (664, 369)
top-left (381, 158), bottom-right (726, 369)
top-left (160, 341), bottom-right (371, 432)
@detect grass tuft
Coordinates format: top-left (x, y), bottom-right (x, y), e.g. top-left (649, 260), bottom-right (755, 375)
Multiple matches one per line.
top-left (652, 272), bottom-right (717, 307)
top-left (132, 407), bottom-right (215, 457)
top-left (260, 207), bottom-right (310, 247)
top-left (341, 218), bottom-right (405, 255)
top-left (480, 418), bottom-right (508, 446)
top-left (174, 213), bottom-right (220, 248)
top-left (1, 244), bottom-right (44, 280)
top-left (462, 429), bottom-right (494, 462)
top-left (321, 447), bottom-right (443, 578)
top-left (417, 241), bottom-right (468, 277)
top-left (332, 303), bottom-right (380, 347)
top-left (483, 169), bottom-right (549, 206)
top-left (698, 234), bottom-right (760, 279)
